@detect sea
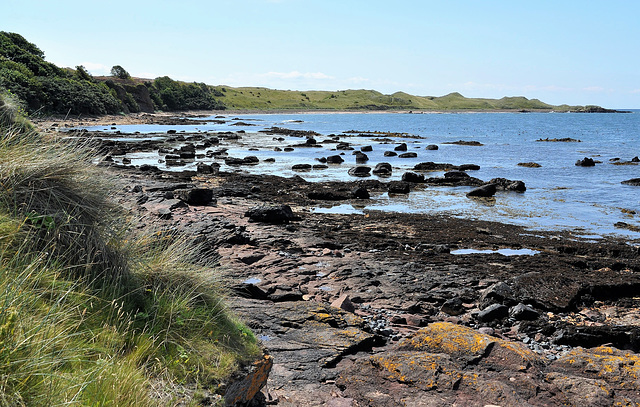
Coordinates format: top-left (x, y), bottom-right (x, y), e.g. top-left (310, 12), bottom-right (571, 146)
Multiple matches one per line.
top-left (76, 110), bottom-right (640, 241)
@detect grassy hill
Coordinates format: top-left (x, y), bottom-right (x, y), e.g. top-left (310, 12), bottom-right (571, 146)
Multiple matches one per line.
top-left (210, 87), bottom-right (579, 112)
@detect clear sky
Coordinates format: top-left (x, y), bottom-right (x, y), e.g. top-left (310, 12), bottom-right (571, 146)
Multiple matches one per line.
top-left (2, 0), bottom-right (639, 108)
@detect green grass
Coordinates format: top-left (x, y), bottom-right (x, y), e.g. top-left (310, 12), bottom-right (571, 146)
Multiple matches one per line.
top-left (212, 86), bottom-right (578, 112)
top-left (0, 93), bottom-right (260, 405)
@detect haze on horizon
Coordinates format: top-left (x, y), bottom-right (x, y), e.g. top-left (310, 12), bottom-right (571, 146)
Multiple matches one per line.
top-left (2, 0), bottom-right (639, 109)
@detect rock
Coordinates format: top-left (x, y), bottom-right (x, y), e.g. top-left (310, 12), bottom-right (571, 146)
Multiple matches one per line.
top-left (544, 373), bottom-right (613, 406)
top-left (174, 188), bottom-right (215, 206)
top-left (336, 142), bottom-right (353, 150)
top-left (441, 297), bottom-right (465, 316)
top-left (398, 152), bottom-right (418, 158)
top-left (401, 171), bottom-right (425, 183)
top-left (351, 186), bottom-right (370, 199)
top-left (444, 171), bottom-right (469, 180)
top-left (518, 162), bottom-right (542, 168)
top-left (413, 162), bottom-right (454, 171)
top-left (361, 145), bottom-right (373, 152)
top-left (326, 155), bottom-right (344, 164)
top-left (490, 178), bottom-right (526, 192)
top-left (308, 189), bottom-right (350, 200)
top-left (480, 281), bottom-right (514, 308)
top-left (196, 162), bottom-right (220, 174)
top-left (477, 303), bottom-right (509, 322)
top-left (509, 303), bottom-right (540, 321)
top-left (456, 164), bottom-right (480, 171)
top-left (576, 157), bottom-right (596, 167)
top-left (383, 151), bottom-right (397, 157)
top-left (466, 184), bottom-right (497, 197)
top-left (354, 152), bottom-right (369, 163)
top-left (348, 166), bottom-right (371, 177)
top-left (372, 162), bottom-right (392, 176)
top-left (330, 294), bottom-right (356, 313)
top-left (292, 164), bottom-right (312, 171)
top-left (224, 355), bottom-right (273, 406)
top-left (388, 181), bottom-right (411, 194)
top-left (426, 144), bottom-right (439, 150)
top-left (245, 205), bottom-right (299, 223)
top-left (394, 143), bottom-right (408, 151)
top-left (622, 178), bottom-right (640, 186)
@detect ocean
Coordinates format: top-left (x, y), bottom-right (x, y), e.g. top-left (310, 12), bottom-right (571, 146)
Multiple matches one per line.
top-left (78, 111), bottom-right (640, 241)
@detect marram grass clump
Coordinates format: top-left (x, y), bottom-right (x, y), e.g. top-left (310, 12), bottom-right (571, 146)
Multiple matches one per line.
top-left (0, 93), bottom-right (260, 405)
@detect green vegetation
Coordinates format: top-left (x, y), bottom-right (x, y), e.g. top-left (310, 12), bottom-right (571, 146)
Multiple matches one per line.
top-left (0, 92), bottom-right (260, 405)
top-left (0, 31), bottom-right (600, 116)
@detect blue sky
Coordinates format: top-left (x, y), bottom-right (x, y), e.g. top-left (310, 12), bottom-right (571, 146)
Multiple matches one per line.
top-left (2, 0), bottom-right (639, 108)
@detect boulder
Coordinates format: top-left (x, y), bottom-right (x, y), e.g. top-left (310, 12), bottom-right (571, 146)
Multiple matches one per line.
top-left (401, 171), bottom-right (425, 183)
top-left (244, 204), bottom-right (299, 223)
top-left (457, 164), bottom-right (480, 171)
top-left (292, 164), bottom-right (312, 171)
top-left (622, 178), bottom-right (640, 186)
top-left (174, 189), bottom-right (215, 206)
top-left (426, 144), bottom-right (439, 150)
top-left (354, 152), bottom-right (369, 163)
top-left (330, 294), bottom-right (356, 313)
top-left (398, 152), bottom-right (418, 158)
top-left (372, 162), bottom-right (392, 176)
top-left (509, 303), bottom-right (540, 321)
top-left (388, 181), bottom-right (411, 194)
top-left (383, 151), bottom-right (398, 157)
top-left (444, 171), bottom-right (469, 179)
top-left (476, 303), bottom-right (509, 322)
top-left (394, 143), bottom-right (408, 151)
top-left (348, 166), bottom-right (371, 177)
top-left (575, 157), bottom-right (596, 167)
top-left (361, 145), bottom-right (373, 152)
top-left (308, 190), bottom-right (350, 200)
top-left (467, 184), bottom-right (497, 198)
top-left (490, 177), bottom-right (527, 192)
top-left (326, 155), bottom-right (344, 164)
top-left (224, 355), bottom-right (273, 406)
top-left (351, 186), bottom-right (370, 199)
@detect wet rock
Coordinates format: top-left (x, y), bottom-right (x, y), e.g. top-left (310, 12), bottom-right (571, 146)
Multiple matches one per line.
top-left (196, 162), bottom-right (220, 174)
top-left (622, 178), bottom-right (640, 186)
top-left (245, 204), bottom-right (299, 224)
top-left (226, 156), bottom-right (259, 166)
top-left (326, 155), bottom-right (344, 164)
top-left (477, 303), bottom-right (509, 322)
top-left (348, 166), bottom-right (371, 177)
top-left (174, 188), bottom-right (215, 206)
top-left (509, 303), bottom-right (540, 321)
top-left (354, 152), bottom-right (369, 163)
top-left (394, 143), bottom-right (408, 151)
top-left (372, 162), bottom-right (392, 176)
top-left (401, 171), bottom-right (425, 183)
top-left (292, 164), bottom-right (312, 171)
top-left (456, 163), bottom-right (480, 171)
top-left (351, 186), bottom-right (370, 199)
top-left (444, 171), bottom-right (469, 180)
top-left (576, 157), bottom-right (596, 167)
top-left (336, 142), bottom-right (353, 150)
top-left (308, 189), bottom-right (350, 201)
top-left (360, 145), bottom-right (373, 152)
top-left (398, 152), bottom-right (418, 158)
top-left (518, 162), bottom-right (542, 168)
top-left (383, 151), bottom-right (397, 157)
top-left (388, 181), bottom-right (411, 194)
top-left (467, 184), bottom-right (497, 197)
top-left (426, 144), bottom-right (439, 150)
top-left (413, 161), bottom-right (454, 171)
top-left (490, 177), bottom-right (527, 192)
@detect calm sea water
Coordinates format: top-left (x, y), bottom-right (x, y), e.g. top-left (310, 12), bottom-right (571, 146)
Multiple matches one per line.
top-left (78, 111), bottom-right (640, 241)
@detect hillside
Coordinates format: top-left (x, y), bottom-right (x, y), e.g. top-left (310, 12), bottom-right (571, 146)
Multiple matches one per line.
top-left (0, 31), bottom-right (607, 115)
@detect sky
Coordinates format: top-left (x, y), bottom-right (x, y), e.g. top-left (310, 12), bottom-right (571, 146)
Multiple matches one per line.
top-left (2, 0), bottom-right (639, 108)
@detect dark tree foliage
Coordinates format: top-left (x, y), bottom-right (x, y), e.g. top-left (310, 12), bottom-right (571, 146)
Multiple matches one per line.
top-left (110, 65), bottom-right (131, 80)
top-left (150, 76), bottom-right (224, 111)
top-left (75, 65), bottom-right (93, 81)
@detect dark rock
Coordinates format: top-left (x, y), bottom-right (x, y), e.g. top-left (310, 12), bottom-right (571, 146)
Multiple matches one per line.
top-left (622, 178), bottom-right (640, 186)
top-left (196, 162), bottom-right (220, 174)
top-left (372, 162), bottom-right (392, 176)
top-left (388, 181), bottom-right (411, 194)
top-left (426, 144), bottom-right (439, 150)
top-left (348, 166), bottom-right (371, 177)
top-left (336, 142), bottom-right (353, 150)
top-left (401, 171), bottom-right (425, 183)
top-left (394, 143), bottom-right (408, 151)
top-left (361, 145), bottom-right (373, 152)
top-left (444, 171), bottom-right (470, 180)
top-left (398, 152), bottom-right (418, 158)
top-left (326, 155), bottom-right (344, 164)
top-left (480, 281), bottom-right (514, 309)
top-left (245, 205), bottom-right (299, 223)
top-left (351, 186), bottom-right (370, 199)
top-left (354, 152), bottom-right (369, 163)
top-left (518, 162), bottom-right (542, 168)
top-left (509, 303), bottom-right (540, 321)
top-left (441, 297), bottom-right (465, 316)
top-left (467, 184), bottom-right (497, 197)
top-left (456, 164), bottom-right (480, 171)
top-left (308, 190), bottom-right (350, 200)
top-left (174, 188), bottom-right (215, 206)
top-left (490, 178), bottom-right (526, 192)
top-left (477, 303), bottom-right (509, 322)
top-left (292, 164), bottom-right (312, 171)
top-left (383, 151), bottom-right (398, 157)
top-left (576, 157), bottom-right (596, 167)
top-left (413, 162), bottom-right (454, 171)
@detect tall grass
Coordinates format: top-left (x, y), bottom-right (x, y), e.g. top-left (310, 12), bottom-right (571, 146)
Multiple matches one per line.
top-left (0, 92), bottom-right (260, 405)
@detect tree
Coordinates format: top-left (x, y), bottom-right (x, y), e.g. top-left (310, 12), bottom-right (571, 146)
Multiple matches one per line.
top-left (110, 65), bottom-right (131, 80)
top-left (75, 65), bottom-right (93, 81)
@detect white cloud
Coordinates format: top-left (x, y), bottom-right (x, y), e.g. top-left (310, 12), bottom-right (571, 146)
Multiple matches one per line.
top-left (81, 62), bottom-right (111, 76)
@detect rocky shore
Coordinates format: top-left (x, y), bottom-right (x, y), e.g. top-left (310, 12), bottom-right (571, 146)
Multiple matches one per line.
top-left (44, 115), bottom-right (640, 406)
